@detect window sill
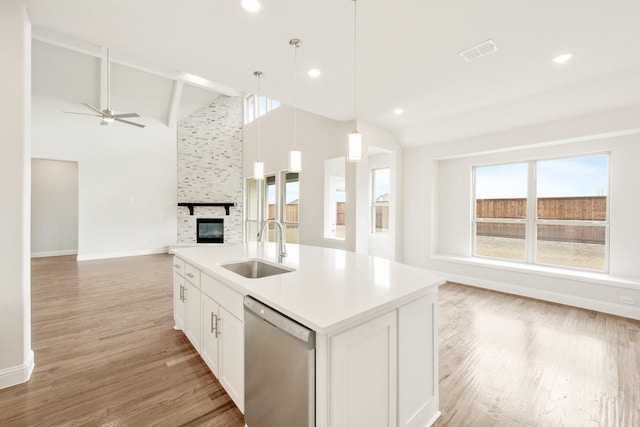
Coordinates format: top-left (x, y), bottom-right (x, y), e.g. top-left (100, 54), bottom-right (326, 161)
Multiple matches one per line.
top-left (432, 254), bottom-right (640, 290)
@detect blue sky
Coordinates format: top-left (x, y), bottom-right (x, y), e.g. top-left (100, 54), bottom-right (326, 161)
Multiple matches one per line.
top-left (476, 155), bottom-right (608, 199)
top-left (267, 181), bottom-right (300, 204)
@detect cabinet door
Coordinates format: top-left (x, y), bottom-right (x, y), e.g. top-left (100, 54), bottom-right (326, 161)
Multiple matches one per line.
top-left (219, 307), bottom-right (245, 413)
top-left (184, 281), bottom-right (201, 352)
top-left (201, 294), bottom-right (220, 377)
top-left (173, 272), bottom-right (185, 331)
top-left (330, 311), bottom-right (397, 427)
top-left (398, 293), bottom-right (438, 427)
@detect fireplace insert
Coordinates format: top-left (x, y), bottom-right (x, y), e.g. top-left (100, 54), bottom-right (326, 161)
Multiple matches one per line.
top-left (197, 218), bottom-right (224, 243)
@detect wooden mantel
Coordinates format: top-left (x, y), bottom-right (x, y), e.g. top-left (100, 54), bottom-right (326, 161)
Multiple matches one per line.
top-left (178, 202), bottom-right (236, 216)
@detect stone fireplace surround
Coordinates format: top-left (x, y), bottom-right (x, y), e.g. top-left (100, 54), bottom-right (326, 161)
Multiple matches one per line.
top-left (177, 95), bottom-right (243, 244)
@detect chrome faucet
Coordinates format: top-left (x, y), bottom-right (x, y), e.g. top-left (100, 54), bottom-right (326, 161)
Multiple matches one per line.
top-left (257, 219), bottom-right (287, 263)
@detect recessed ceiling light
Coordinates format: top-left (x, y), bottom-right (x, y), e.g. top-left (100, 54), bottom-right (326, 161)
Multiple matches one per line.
top-left (242, 0), bottom-right (263, 13)
top-left (393, 108), bottom-right (404, 115)
top-left (307, 68), bottom-right (321, 78)
top-left (553, 53), bottom-right (573, 64)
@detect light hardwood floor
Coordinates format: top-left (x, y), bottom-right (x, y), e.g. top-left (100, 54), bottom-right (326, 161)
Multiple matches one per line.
top-left (1, 255), bottom-right (638, 426)
top-left (0, 254), bottom-right (243, 427)
top-left (435, 282), bottom-right (640, 427)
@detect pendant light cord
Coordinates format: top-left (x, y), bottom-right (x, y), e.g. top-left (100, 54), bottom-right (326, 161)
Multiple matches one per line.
top-left (353, 0), bottom-right (358, 131)
top-left (106, 48), bottom-right (111, 110)
top-left (293, 43), bottom-right (298, 150)
top-left (256, 72), bottom-right (262, 162)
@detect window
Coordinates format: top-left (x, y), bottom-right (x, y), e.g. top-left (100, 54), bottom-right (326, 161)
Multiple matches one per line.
top-left (473, 154), bottom-right (609, 272)
top-left (262, 174), bottom-right (277, 242)
top-left (245, 178), bottom-right (259, 241)
top-left (474, 163), bottom-right (528, 262)
top-left (371, 168), bottom-right (390, 233)
top-left (247, 172), bottom-right (300, 244)
top-left (244, 93), bottom-right (280, 125)
top-left (324, 157), bottom-right (346, 240)
top-left (282, 172), bottom-right (299, 243)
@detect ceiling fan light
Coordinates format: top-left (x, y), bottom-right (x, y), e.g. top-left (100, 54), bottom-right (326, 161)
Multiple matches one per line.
top-left (254, 161), bottom-right (265, 180)
top-left (289, 150), bottom-right (302, 172)
top-left (242, 0), bottom-right (263, 13)
top-left (347, 131), bottom-right (362, 162)
top-left (102, 116), bottom-right (114, 124)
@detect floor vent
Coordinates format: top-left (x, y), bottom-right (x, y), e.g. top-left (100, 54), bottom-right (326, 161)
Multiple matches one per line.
top-left (459, 39), bottom-right (498, 62)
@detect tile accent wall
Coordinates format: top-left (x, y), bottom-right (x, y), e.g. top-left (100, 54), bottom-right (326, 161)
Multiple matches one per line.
top-left (177, 95), bottom-right (243, 243)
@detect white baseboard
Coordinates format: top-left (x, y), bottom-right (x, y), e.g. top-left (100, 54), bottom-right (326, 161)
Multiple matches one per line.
top-left (31, 249), bottom-right (78, 258)
top-left (444, 272), bottom-right (640, 320)
top-left (76, 247), bottom-right (169, 261)
top-left (0, 349), bottom-right (34, 390)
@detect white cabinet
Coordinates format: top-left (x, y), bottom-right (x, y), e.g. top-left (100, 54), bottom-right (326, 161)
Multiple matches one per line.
top-left (173, 256), bottom-right (201, 352)
top-left (218, 306), bottom-right (244, 411)
top-left (173, 258), bottom-right (185, 331)
top-left (201, 294), bottom-right (220, 376)
top-left (326, 293), bottom-right (438, 427)
top-left (200, 274), bottom-right (245, 413)
top-left (183, 280), bottom-right (201, 351)
top-left (174, 257), bottom-right (245, 414)
top-left (398, 293), bottom-right (438, 427)
top-left (330, 311), bottom-right (397, 427)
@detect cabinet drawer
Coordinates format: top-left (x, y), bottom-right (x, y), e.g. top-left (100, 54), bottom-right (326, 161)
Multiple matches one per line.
top-left (185, 263), bottom-right (201, 288)
top-left (201, 273), bottom-right (244, 321)
top-left (173, 257), bottom-right (185, 276)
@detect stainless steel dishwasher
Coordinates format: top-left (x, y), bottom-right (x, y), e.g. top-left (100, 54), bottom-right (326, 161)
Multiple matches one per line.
top-left (244, 296), bottom-right (315, 427)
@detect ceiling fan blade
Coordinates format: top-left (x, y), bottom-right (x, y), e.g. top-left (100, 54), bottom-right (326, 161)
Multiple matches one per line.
top-left (63, 111), bottom-right (103, 117)
top-left (113, 113), bottom-right (140, 119)
top-left (114, 118), bottom-right (146, 128)
top-left (82, 103), bottom-right (105, 115)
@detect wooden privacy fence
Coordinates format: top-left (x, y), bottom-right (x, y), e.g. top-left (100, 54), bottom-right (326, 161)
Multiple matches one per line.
top-left (268, 204), bottom-right (301, 222)
top-left (476, 196), bottom-right (607, 220)
top-left (476, 196), bottom-right (607, 244)
top-left (268, 203), bottom-right (345, 225)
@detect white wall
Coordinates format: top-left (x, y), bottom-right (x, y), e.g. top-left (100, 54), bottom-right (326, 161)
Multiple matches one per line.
top-left (31, 95), bottom-right (177, 260)
top-left (31, 159), bottom-right (79, 257)
top-left (0, 2), bottom-right (33, 389)
top-left (403, 106), bottom-right (640, 319)
top-left (243, 105), bottom-right (403, 254)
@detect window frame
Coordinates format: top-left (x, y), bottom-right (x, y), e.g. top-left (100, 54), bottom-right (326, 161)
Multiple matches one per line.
top-left (243, 93), bottom-right (281, 125)
top-left (371, 167), bottom-right (390, 234)
top-left (280, 171), bottom-right (300, 244)
top-left (244, 170), bottom-right (300, 244)
top-left (472, 153), bottom-right (610, 272)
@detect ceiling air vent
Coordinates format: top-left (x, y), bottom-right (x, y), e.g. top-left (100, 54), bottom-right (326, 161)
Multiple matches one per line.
top-left (459, 39), bottom-right (498, 62)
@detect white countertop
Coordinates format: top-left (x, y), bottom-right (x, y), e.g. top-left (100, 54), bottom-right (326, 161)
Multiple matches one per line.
top-left (172, 243), bottom-right (445, 334)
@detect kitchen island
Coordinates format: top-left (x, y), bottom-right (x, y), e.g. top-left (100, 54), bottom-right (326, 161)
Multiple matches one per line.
top-left (172, 243), bottom-right (445, 427)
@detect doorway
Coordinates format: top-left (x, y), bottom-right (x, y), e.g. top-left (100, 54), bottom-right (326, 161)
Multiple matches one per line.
top-left (31, 159), bottom-right (79, 257)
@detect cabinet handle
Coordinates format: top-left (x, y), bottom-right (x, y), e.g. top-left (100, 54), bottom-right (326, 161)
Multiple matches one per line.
top-left (186, 272), bottom-right (194, 278)
top-left (211, 313), bottom-right (216, 334)
top-left (174, 264), bottom-right (181, 269)
top-left (213, 314), bottom-right (220, 338)
top-left (179, 284), bottom-right (184, 301)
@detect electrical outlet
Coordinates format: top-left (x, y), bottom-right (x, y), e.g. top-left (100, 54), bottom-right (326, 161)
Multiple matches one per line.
top-left (620, 296), bottom-right (636, 305)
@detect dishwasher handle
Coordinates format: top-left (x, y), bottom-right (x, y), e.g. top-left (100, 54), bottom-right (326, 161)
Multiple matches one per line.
top-left (244, 296), bottom-right (315, 349)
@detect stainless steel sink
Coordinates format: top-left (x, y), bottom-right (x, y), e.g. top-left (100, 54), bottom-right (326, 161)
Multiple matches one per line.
top-left (220, 259), bottom-right (294, 279)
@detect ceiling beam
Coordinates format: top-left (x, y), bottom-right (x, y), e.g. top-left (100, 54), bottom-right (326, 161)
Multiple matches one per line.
top-left (32, 26), bottom-right (241, 97)
top-left (167, 80), bottom-right (184, 128)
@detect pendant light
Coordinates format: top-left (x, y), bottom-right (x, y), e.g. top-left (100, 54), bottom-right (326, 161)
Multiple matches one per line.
top-left (347, 0), bottom-right (362, 162)
top-left (289, 38), bottom-right (303, 172)
top-left (253, 71), bottom-right (265, 180)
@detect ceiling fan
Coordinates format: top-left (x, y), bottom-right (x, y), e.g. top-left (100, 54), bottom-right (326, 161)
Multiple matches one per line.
top-left (64, 48), bottom-right (145, 128)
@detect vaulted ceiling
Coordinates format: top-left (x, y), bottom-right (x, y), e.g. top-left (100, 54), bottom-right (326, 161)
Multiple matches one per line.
top-left (22, 0), bottom-right (640, 146)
